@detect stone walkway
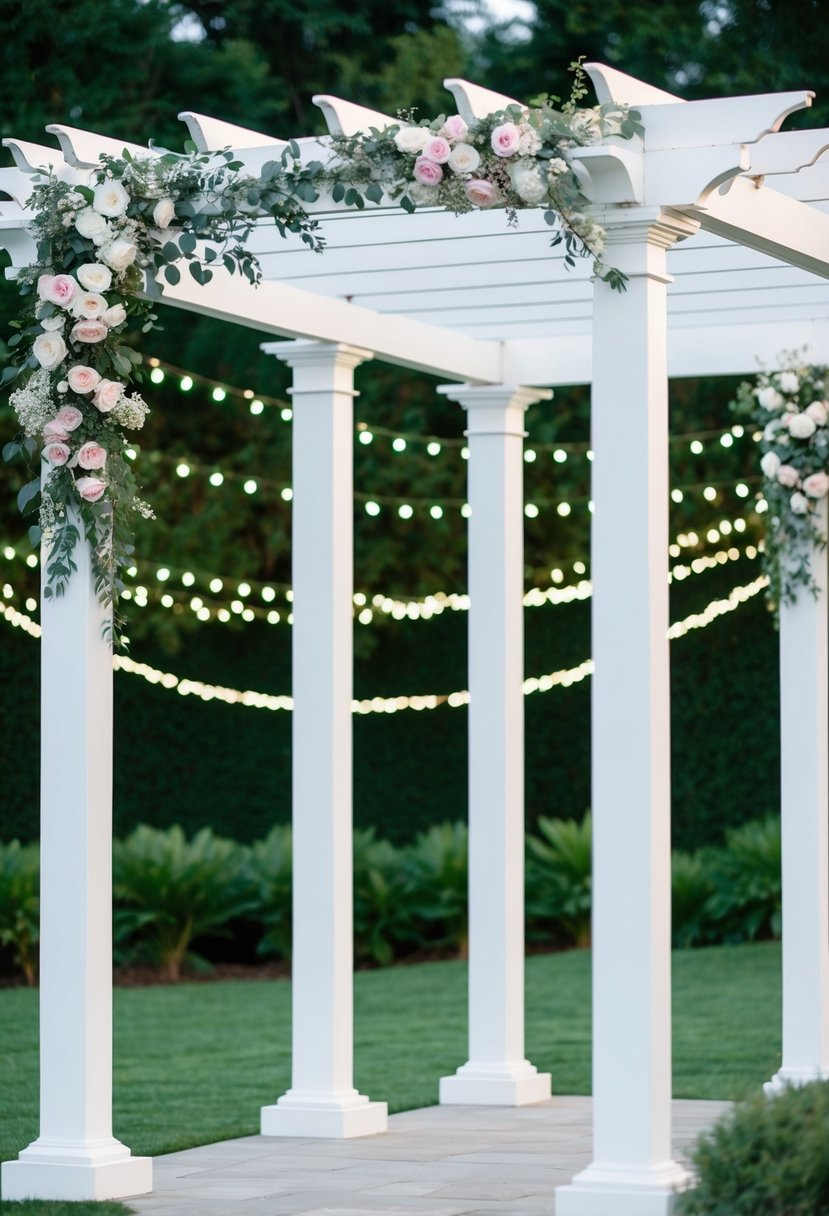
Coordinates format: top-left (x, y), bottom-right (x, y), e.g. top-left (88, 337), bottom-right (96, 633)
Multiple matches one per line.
top-left (127, 1097), bottom-right (730, 1216)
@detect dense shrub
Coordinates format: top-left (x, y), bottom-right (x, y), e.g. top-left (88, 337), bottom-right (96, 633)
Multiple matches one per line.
top-left (525, 812), bottom-right (592, 947)
top-left (0, 840), bottom-right (39, 985)
top-left (402, 822), bottom-right (468, 957)
top-left (671, 851), bottom-right (717, 949)
top-left (706, 817), bottom-right (781, 943)
top-left (353, 829), bottom-right (410, 966)
top-left (244, 824), bottom-right (292, 961)
top-left (679, 1081), bottom-right (829, 1216)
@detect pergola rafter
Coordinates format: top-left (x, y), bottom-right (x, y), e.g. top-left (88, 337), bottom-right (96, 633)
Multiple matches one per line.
top-left (1, 64), bottom-right (828, 1216)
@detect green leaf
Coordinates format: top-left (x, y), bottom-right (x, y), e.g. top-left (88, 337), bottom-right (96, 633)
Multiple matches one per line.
top-left (189, 261), bottom-right (206, 285)
top-left (400, 195), bottom-right (416, 214)
top-left (28, 525), bottom-right (42, 546)
top-left (2, 441), bottom-right (21, 462)
top-left (183, 139), bottom-right (198, 154)
top-left (162, 241), bottom-right (180, 261)
top-left (365, 182), bottom-right (384, 204)
top-left (179, 231), bottom-right (197, 255)
top-left (17, 478), bottom-right (40, 514)
top-left (76, 185), bottom-right (94, 203)
top-left (111, 351), bottom-right (133, 377)
top-left (331, 182), bottom-right (346, 204)
top-left (163, 264), bottom-right (181, 286)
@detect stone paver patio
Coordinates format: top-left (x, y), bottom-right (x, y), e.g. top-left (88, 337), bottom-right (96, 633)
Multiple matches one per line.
top-left (127, 1097), bottom-right (730, 1216)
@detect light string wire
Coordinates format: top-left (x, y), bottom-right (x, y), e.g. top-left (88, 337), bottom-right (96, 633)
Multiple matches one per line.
top-left (0, 574), bottom-right (769, 714)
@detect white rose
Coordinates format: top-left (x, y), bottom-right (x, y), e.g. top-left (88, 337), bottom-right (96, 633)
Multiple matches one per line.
top-left (806, 400), bottom-right (828, 427)
top-left (760, 451), bottom-right (781, 479)
top-left (791, 491), bottom-right (810, 515)
top-left (756, 385), bottom-right (784, 411)
top-left (777, 371), bottom-right (800, 394)
top-left (152, 198), bottom-right (175, 229)
top-left (76, 263), bottom-right (113, 292)
top-left (102, 304), bottom-right (127, 328)
top-left (788, 412), bottom-right (817, 440)
top-left (101, 238), bottom-right (138, 272)
top-left (32, 332), bottom-right (68, 370)
top-left (71, 291), bottom-right (107, 319)
top-left (93, 180), bottom-right (130, 217)
top-left (394, 126), bottom-right (430, 154)
top-left (75, 208), bottom-right (109, 242)
top-left (447, 143), bottom-right (481, 175)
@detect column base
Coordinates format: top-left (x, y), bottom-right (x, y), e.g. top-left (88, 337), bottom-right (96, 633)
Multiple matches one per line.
top-left (556, 1161), bottom-right (692, 1216)
top-left (260, 1090), bottom-right (388, 1139)
top-left (439, 1060), bottom-right (552, 1106)
top-left (1, 1139), bottom-right (152, 1201)
top-left (764, 1065), bottom-right (829, 1095)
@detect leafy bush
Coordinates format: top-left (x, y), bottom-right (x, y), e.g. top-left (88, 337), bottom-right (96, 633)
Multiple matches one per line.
top-left (679, 1080), bottom-right (829, 1215)
top-left (672, 851), bottom-right (717, 949)
top-left (113, 825), bottom-right (253, 980)
top-left (706, 817), bottom-right (781, 943)
top-left (244, 824), bottom-right (292, 961)
top-left (353, 829), bottom-right (410, 966)
top-left (402, 822), bottom-right (468, 957)
top-left (0, 840), bottom-right (39, 985)
top-left (526, 813), bottom-right (592, 947)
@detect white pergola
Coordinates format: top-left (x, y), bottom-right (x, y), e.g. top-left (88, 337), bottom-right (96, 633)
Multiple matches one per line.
top-left (2, 63), bottom-right (829, 1214)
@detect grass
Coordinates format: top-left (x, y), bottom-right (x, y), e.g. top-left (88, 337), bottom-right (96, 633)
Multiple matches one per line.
top-left (0, 941), bottom-right (782, 1210)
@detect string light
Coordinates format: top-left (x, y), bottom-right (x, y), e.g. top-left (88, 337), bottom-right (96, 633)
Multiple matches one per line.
top-left (0, 576), bottom-right (770, 715)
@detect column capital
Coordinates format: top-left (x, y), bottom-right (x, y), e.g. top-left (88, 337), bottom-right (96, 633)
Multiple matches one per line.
top-left (437, 384), bottom-right (553, 438)
top-left (261, 340), bottom-right (374, 373)
top-left (591, 206), bottom-right (700, 282)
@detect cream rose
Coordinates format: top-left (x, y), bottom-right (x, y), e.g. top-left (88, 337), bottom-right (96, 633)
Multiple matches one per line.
top-left (55, 405), bottom-right (83, 432)
top-left (75, 476), bottom-right (107, 503)
top-left (448, 143), bottom-right (481, 175)
top-left (43, 442), bottom-right (71, 466)
top-left (101, 238), bottom-right (137, 272)
top-left (152, 198), bottom-right (175, 229)
top-left (70, 319), bottom-right (108, 345)
top-left (33, 332), bottom-right (68, 370)
top-left (67, 365), bottom-right (101, 394)
top-left (791, 491), bottom-right (810, 515)
top-left (92, 379), bottom-right (124, 412)
top-left (803, 471), bottom-right (829, 498)
top-left (756, 385), bottom-right (784, 411)
top-left (777, 464), bottom-right (800, 488)
top-left (778, 371), bottom-right (800, 394)
top-left (71, 291), bottom-right (108, 320)
top-left (76, 263), bottom-right (113, 292)
top-left (77, 441), bottom-right (107, 470)
top-left (393, 126), bottom-right (430, 154)
top-left (102, 304), bottom-right (127, 328)
top-left (806, 400), bottom-right (829, 427)
top-left (93, 180), bottom-right (130, 217)
top-left (75, 208), bottom-right (110, 242)
top-left (760, 451), bottom-right (781, 479)
top-left (788, 412), bottom-right (817, 440)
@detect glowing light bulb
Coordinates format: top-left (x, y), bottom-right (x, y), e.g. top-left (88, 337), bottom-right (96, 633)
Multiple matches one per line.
top-left (392, 438), bottom-right (407, 452)
top-left (150, 367), bottom-right (165, 384)
top-left (209, 472), bottom-right (224, 487)
top-left (212, 387), bottom-right (227, 402)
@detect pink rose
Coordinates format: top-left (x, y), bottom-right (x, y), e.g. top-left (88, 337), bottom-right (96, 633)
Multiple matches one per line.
top-left (55, 405), bottom-right (83, 431)
top-left (75, 476), bottom-right (107, 503)
top-left (67, 365), bottom-right (101, 394)
top-left (465, 178), bottom-right (501, 207)
top-left (491, 122), bottom-right (521, 157)
top-left (441, 114), bottom-right (469, 141)
top-left (37, 273), bottom-right (78, 306)
top-left (43, 442), bottom-right (71, 466)
top-left (422, 136), bottom-right (452, 164)
top-left (413, 157), bottom-right (444, 186)
top-left (806, 400), bottom-right (829, 427)
top-left (777, 464), bottom-right (800, 488)
top-left (70, 319), bottom-right (108, 344)
top-left (77, 441), bottom-right (107, 470)
top-left (92, 379), bottom-right (123, 413)
top-left (803, 471), bottom-right (829, 499)
top-left (43, 420), bottom-right (70, 443)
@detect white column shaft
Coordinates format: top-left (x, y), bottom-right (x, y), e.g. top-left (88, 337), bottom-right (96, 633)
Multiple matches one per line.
top-left (437, 385), bottom-right (551, 1106)
top-left (2, 525), bottom-right (151, 1201)
top-left (259, 341), bottom-right (386, 1139)
top-left (768, 501), bottom-right (829, 1089)
top-left (557, 213), bottom-right (695, 1215)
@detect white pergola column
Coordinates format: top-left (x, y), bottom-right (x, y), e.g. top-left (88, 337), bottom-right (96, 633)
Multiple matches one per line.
top-left (557, 211), bottom-right (696, 1216)
top-left (766, 499), bottom-right (829, 1092)
top-left (436, 383), bottom-right (553, 1106)
top-left (259, 340), bottom-right (387, 1139)
top-left (1, 527), bottom-right (151, 1202)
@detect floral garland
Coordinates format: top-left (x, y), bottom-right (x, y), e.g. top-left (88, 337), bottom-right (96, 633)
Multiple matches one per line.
top-left (730, 354), bottom-right (829, 606)
top-left (2, 78), bottom-right (637, 645)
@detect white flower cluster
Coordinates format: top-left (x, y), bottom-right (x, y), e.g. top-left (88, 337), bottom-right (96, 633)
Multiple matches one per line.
top-left (111, 391), bottom-right (150, 430)
top-left (9, 368), bottom-right (55, 436)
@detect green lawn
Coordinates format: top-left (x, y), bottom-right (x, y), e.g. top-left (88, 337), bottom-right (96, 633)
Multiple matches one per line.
top-left (0, 942), bottom-right (782, 1211)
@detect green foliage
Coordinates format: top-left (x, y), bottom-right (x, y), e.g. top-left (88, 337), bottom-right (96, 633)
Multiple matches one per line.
top-left (526, 812), bottom-right (592, 947)
top-left (353, 829), bottom-right (409, 966)
top-left (112, 825), bottom-right (253, 980)
top-left (0, 1204), bottom-right (131, 1216)
top-left (244, 824), bottom-right (292, 960)
top-left (707, 818), bottom-right (782, 944)
top-left (679, 1080), bottom-right (829, 1216)
top-left (402, 822), bottom-right (468, 957)
top-left (671, 851), bottom-right (717, 950)
top-left (0, 841), bottom-right (39, 985)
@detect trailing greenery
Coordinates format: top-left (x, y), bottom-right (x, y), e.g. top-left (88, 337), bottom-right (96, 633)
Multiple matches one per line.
top-left (678, 1080), bottom-right (829, 1216)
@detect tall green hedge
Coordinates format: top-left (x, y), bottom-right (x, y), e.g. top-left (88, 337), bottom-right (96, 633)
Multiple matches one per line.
top-left (0, 556), bottom-right (777, 849)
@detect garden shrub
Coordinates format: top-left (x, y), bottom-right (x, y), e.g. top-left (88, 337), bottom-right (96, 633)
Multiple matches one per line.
top-left (679, 1080), bottom-right (829, 1216)
top-left (402, 822), bottom-right (468, 957)
top-left (244, 824), bottom-right (292, 961)
top-left (0, 840), bottom-right (39, 985)
top-left (353, 829), bottom-right (410, 966)
top-left (671, 851), bottom-right (717, 949)
top-left (526, 812), bottom-right (592, 947)
top-left (706, 817), bottom-right (781, 943)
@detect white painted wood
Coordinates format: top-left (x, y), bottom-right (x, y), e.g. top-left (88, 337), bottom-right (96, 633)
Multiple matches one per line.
top-left (766, 499), bottom-right (829, 1093)
top-left (2, 138), bottom-right (76, 180)
top-left (637, 91), bottom-right (813, 151)
top-left (442, 78), bottom-right (521, 121)
top-left (556, 210), bottom-right (696, 1216)
top-left (44, 123), bottom-right (149, 168)
top-left (437, 384), bottom-right (553, 1108)
top-left (312, 95), bottom-right (394, 136)
top-left (747, 129), bottom-right (829, 176)
top-left (259, 341), bottom-right (387, 1140)
top-left (585, 63), bottom-right (681, 107)
top-left (1, 523), bottom-right (151, 1202)
top-left (177, 111), bottom-right (284, 152)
